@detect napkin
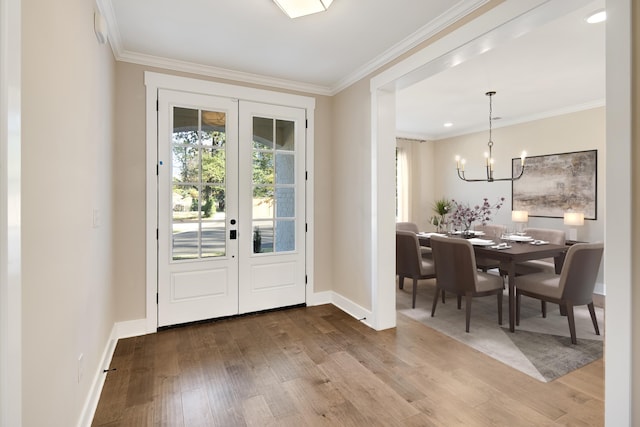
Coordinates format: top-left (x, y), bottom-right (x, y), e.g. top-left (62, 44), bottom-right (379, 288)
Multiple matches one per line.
top-left (491, 243), bottom-right (512, 249)
top-left (530, 240), bottom-right (549, 245)
top-left (418, 232), bottom-right (446, 237)
top-left (468, 238), bottom-right (494, 246)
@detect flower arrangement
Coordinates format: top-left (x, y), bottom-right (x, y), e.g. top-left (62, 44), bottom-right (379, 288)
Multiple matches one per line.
top-left (449, 197), bottom-right (505, 232)
top-left (429, 198), bottom-right (451, 232)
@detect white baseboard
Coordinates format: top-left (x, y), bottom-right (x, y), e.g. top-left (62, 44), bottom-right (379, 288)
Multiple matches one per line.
top-left (307, 290), bottom-right (332, 306)
top-left (76, 318), bottom-right (149, 427)
top-left (114, 318), bottom-right (148, 340)
top-left (76, 327), bottom-right (118, 427)
top-left (330, 291), bottom-right (373, 328)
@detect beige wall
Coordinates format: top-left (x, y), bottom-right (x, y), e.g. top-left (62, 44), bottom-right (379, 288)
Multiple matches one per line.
top-left (21, 0), bottom-right (116, 425)
top-left (433, 108), bottom-right (605, 239)
top-left (113, 62), bottom-right (334, 321)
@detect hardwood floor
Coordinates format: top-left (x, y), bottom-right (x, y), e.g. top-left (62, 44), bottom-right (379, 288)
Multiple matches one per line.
top-left (92, 304), bottom-right (604, 426)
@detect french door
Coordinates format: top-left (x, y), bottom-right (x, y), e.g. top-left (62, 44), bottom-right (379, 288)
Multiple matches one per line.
top-left (157, 90), bottom-right (306, 327)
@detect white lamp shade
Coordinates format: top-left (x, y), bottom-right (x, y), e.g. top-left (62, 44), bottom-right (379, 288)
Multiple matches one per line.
top-left (511, 210), bottom-right (529, 222)
top-left (273, 0), bottom-right (333, 18)
top-left (564, 212), bottom-right (585, 226)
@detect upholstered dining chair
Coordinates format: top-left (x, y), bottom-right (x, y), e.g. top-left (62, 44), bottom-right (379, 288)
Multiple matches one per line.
top-left (430, 235), bottom-right (503, 332)
top-left (473, 223), bottom-right (507, 272)
top-left (396, 221), bottom-right (432, 258)
top-left (515, 242), bottom-right (603, 344)
top-left (515, 228), bottom-right (567, 275)
top-left (396, 230), bottom-right (436, 308)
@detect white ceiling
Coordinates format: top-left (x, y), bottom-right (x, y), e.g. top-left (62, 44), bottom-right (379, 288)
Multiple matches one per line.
top-left (102, 0), bottom-right (605, 140)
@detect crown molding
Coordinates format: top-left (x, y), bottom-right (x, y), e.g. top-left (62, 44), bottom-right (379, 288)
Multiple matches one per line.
top-left (96, 0), bottom-right (488, 97)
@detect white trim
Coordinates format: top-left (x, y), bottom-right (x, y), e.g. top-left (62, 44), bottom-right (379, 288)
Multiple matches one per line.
top-left (99, 0), bottom-right (488, 96)
top-left (113, 319), bottom-right (148, 340)
top-left (0, 0), bottom-right (21, 425)
top-left (76, 332), bottom-right (118, 427)
top-left (604, 0), bottom-right (632, 424)
top-left (330, 292), bottom-right (373, 329)
top-left (145, 72), bottom-right (315, 332)
top-left (370, 0), bottom-right (633, 422)
top-left (307, 290), bottom-right (332, 306)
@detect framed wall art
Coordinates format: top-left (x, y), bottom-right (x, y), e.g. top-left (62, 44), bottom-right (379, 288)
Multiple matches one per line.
top-left (511, 149), bottom-right (597, 219)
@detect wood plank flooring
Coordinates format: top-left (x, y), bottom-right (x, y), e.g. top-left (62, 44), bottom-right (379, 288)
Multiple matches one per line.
top-left (91, 304), bottom-right (604, 426)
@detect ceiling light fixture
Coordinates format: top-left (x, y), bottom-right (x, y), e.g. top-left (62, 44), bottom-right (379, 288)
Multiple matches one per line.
top-left (273, 0), bottom-right (333, 18)
top-left (586, 9), bottom-right (606, 24)
top-left (455, 91), bottom-right (526, 182)
top-left (444, 122), bottom-right (453, 127)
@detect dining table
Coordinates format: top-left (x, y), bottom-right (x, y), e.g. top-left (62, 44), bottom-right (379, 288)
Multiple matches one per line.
top-left (418, 233), bottom-right (569, 332)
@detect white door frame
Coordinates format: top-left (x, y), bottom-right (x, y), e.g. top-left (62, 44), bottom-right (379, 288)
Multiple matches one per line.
top-left (144, 72), bottom-right (316, 332)
top-left (0, 0), bottom-right (22, 425)
top-left (370, 0), bottom-right (632, 423)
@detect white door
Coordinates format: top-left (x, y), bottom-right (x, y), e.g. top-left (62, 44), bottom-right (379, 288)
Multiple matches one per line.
top-left (157, 90), bottom-right (306, 327)
top-left (238, 102), bottom-right (307, 313)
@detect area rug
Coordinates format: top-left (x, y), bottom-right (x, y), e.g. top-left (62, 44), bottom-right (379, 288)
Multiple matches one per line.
top-left (396, 276), bottom-right (604, 382)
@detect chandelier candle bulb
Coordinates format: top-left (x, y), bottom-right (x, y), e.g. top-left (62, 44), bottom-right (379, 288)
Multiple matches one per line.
top-left (455, 91), bottom-right (527, 182)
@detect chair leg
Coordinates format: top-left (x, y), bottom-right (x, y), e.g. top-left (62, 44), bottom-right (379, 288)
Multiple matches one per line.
top-left (431, 288), bottom-right (440, 317)
top-left (465, 293), bottom-right (472, 333)
top-left (516, 291), bottom-right (521, 326)
top-left (457, 295), bottom-right (462, 310)
top-left (566, 303), bottom-right (577, 344)
top-left (588, 302), bottom-right (600, 335)
top-left (412, 278), bottom-right (418, 309)
top-left (398, 276), bottom-right (404, 290)
top-left (541, 301), bottom-right (547, 318)
top-left (497, 291), bottom-right (503, 325)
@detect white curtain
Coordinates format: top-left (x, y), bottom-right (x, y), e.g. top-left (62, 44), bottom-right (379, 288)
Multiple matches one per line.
top-left (396, 141), bottom-right (412, 222)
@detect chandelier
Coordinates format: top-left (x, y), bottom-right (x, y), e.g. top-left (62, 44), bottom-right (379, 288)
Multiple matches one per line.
top-left (455, 91), bottom-right (526, 182)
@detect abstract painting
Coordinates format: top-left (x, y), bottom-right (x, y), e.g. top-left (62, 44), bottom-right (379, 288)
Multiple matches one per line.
top-left (512, 150), bottom-right (597, 219)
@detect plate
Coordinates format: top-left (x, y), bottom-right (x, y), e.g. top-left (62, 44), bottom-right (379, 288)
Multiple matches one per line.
top-left (505, 235), bottom-right (533, 242)
top-left (468, 238), bottom-right (495, 246)
top-left (451, 230), bottom-right (485, 236)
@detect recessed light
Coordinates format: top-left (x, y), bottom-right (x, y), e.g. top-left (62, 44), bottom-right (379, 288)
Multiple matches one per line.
top-left (444, 122), bottom-right (453, 127)
top-left (586, 9), bottom-right (606, 24)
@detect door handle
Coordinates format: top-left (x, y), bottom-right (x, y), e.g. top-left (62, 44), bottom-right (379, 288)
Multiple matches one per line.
top-left (230, 230), bottom-right (237, 239)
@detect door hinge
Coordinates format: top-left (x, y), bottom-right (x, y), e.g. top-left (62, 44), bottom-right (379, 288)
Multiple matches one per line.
top-left (305, 171), bottom-right (308, 180)
top-left (305, 275), bottom-right (308, 284)
top-left (156, 293), bottom-right (159, 304)
top-left (156, 99), bottom-right (159, 111)
top-left (156, 164), bottom-right (159, 176)
top-left (156, 228), bottom-right (159, 240)
top-left (305, 223), bottom-right (308, 232)
top-left (305, 119), bottom-right (308, 129)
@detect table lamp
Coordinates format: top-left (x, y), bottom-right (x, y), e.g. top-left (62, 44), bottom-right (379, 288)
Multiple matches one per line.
top-left (564, 212), bottom-right (584, 241)
top-left (511, 210), bottom-right (528, 234)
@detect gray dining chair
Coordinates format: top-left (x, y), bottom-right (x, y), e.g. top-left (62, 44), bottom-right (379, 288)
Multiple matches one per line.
top-left (515, 228), bottom-right (566, 275)
top-left (515, 242), bottom-right (603, 344)
top-left (473, 223), bottom-right (507, 272)
top-left (396, 221), bottom-right (432, 259)
top-left (430, 235), bottom-right (503, 332)
top-left (396, 230), bottom-right (436, 308)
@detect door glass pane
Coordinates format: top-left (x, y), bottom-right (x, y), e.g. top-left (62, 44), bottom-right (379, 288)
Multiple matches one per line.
top-left (252, 220), bottom-right (273, 253)
top-left (275, 119), bottom-right (295, 151)
top-left (252, 117), bottom-right (273, 149)
top-left (252, 151), bottom-right (274, 184)
top-left (275, 220), bottom-right (295, 252)
top-left (171, 107), bottom-right (227, 261)
top-left (201, 110), bottom-right (226, 147)
top-left (251, 116), bottom-right (297, 254)
top-left (172, 145), bottom-right (199, 183)
top-left (275, 187), bottom-right (295, 218)
top-left (202, 221), bottom-right (225, 258)
top-left (275, 153), bottom-right (294, 184)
